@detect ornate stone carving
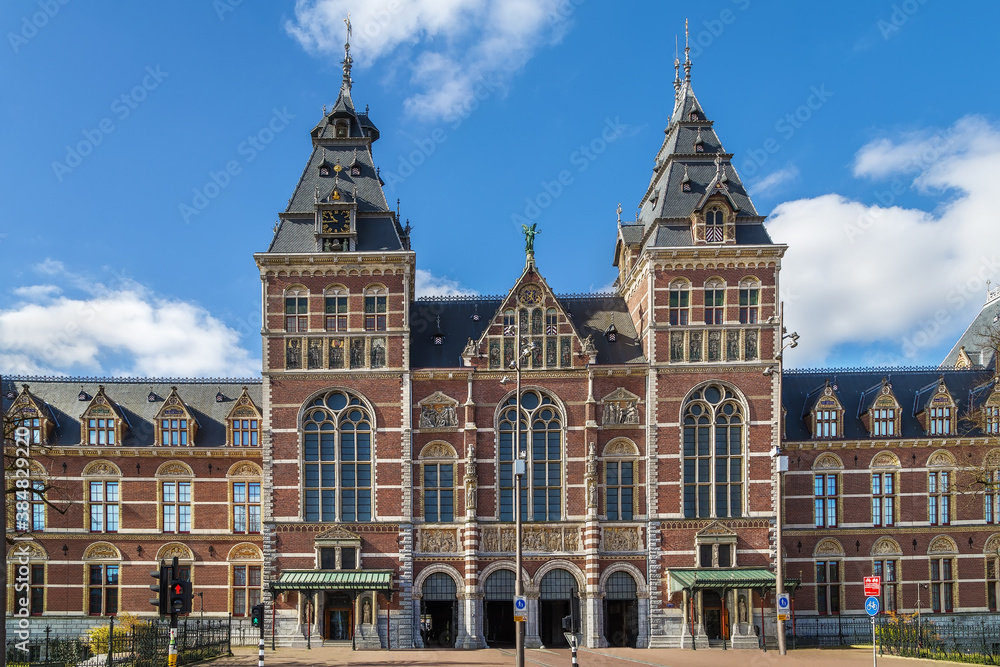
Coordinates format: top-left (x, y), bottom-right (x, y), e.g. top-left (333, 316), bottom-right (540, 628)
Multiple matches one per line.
top-left (871, 452), bottom-right (900, 469)
top-left (462, 337), bottom-right (477, 358)
top-left (928, 451), bottom-right (956, 468)
top-left (229, 544), bottom-right (262, 560)
top-left (581, 335), bottom-right (597, 357)
top-left (814, 539), bottom-right (843, 557)
top-left (158, 543), bottom-right (194, 561)
top-left (986, 535), bottom-right (1000, 555)
top-left (480, 526), bottom-right (580, 553)
top-left (696, 521), bottom-right (737, 537)
top-left (8, 542), bottom-right (46, 559)
top-left (604, 439), bottom-right (639, 456)
top-left (228, 462), bottom-right (262, 477)
top-left (929, 536), bottom-right (957, 554)
top-left (157, 462), bottom-right (193, 477)
top-left (421, 529), bottom-right (458, 553)
top-left (315, 526), bottom-right (361, 542)
top-left (872, 538), bottom-right (901, 556)
top-left (417, 391), bottom-right (459, 428)
top-left (585, 442), bottom-right (597, 511)
top-left (602, 527), bottom-right (641, 552)
top-left (83, 543), bottom-right (121, 560)
top-left (813, 453), bottom-right (843, 470)
top-left (601, 388), bottom-right (640, 425)
top-left (82, 461), bottom-right (121, 477)
top-left (463, 445), bottom-right (477, 511)
top-left (563, 528), bottom-right (580, 551)
top-left (420, 442), bottom-right (456, 459)
top-left (481, 529), bottom-right (500, 553)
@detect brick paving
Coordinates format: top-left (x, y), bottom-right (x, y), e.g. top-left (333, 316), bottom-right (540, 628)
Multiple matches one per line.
top-left (207, 645), bottom-right (949, 666)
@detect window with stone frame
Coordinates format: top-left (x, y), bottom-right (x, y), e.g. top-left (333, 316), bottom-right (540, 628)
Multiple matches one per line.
top-left (705, 208), bottom-right (725, 243)
top-left (815, 560), bottom-right (841, 615)
top-left (364, 285), bottom-right (387, 331)
top-left (987, 402), bottom-right (1000, 435)
top-left (738, 279), bottom-right (760, 324)
top-left (325, 285), bottom-right (349, 332)
top-left (422, 462), bottom-right (454, 522)
top-left (814, 474), bottom-right (838, 528)
top-left (682, 384), bottom-right (744, 519)
top-left (88, 563), bottom-right (119, 616)
top-left (154, 389), bottom-right (198, 446)
top-left (931, 557), bottom-right (954, 613)
top-left (669, 280), bottom-right (690, 326)
top-left (162, 481), bottom-right (192, 533)
top-left (284, 288), bottom-right (309, 332)
top-left (987, 469), bottom-right (1000, 524)
top-left (871, 472), bottom-right (895, 527)
top-left (232, 481), bottom-right (261, 533)
top-left (498, 389), bottom-right (563, 521)
top-left (929, 405), bottom-right (952, 435)
top-left (869, 387), bottom-right (899, 437)
top-left (232, 564), bottom-right (262, 616)
top-left (10, 546), bottom-right (45, 617)
top-left (89, 480), bottom-right (119, 533)
top-left (925, 388), bottom-right (955, 436)
top-left (989, 551), bottom-right (1000, 611)
top-left (928, 470), bottom-right (951, 525)
top-left (812, 388), bottom-right (842, 439)
top-left (704, 279), bottom-right (725, 325)
top-left (873, 559), bottom-right (897, 612)
top-left (302, 390), bottom-right (373, 522)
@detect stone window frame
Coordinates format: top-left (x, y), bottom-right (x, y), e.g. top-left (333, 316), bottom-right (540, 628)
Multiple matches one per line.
top-left (228, 543), bottom-right (263, 616)
top-left (82, 461), bottom-right (122, 534)
top-left (418, 442), bottom-right (458, 523)
top-left (602, 438), bottom-right (639, 521)
top-left (155, 461), bottom-right (195, 534)
top-left (363, 283), bottom-right (388, 332)
top-left (284, 285), bottom-right (310, 333)
top-left (324, 283), bottom-right (350, 332)
top-left (7, 542), bottom-right (47, 616)
top-left (668, 279), bottom-right (691, 326)
top-left (813, 538), bottom-right (844, 615)
top-left (82, 542), bottom-right (122, 617)
top-left (228, 462), bottom-right (263, 534)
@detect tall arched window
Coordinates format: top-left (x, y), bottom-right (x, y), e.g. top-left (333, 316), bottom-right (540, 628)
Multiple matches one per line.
top-left (303, 390), bottom-right (373, 522)
top-left (682, 384), bottom-right (744, 519)
top-left (498, 389), bottom-right (563, 521)
top-left (669, 280), bottom-right (690, 325)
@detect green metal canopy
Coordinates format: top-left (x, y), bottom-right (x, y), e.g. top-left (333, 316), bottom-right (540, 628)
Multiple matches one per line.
top-left (668, 568), bottom-right (800, 594)
top-left (270, 570), bottom-right (394, 593)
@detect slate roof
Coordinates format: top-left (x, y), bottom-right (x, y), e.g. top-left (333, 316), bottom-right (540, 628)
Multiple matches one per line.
top-left (1, 377), bottom-right (261, 448)
top-left (631, 77), bottom-right (772, 250)
top-left (408, 294), bottom-right (646, 368)
top-left (781, 368), bottom-right (993, 441)
top-left (942, 293), bottom-right (1000, 369)
top-left (268, 215), bottom-right (403, 253)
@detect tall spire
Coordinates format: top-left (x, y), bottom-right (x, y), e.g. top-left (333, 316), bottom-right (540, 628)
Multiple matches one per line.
top-left (683, 18), bottom-right (691, 82)
top-left (673, 35), bottom-right (681, 94)
top-left (341, 13), bottom-right (353, 92)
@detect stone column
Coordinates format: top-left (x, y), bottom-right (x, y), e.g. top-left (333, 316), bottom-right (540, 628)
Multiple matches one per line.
top-left (583, 591), bottom-right (603, 648)
top-left (637, 595), bottom-right (650, 648)
top-left (525, 592), bottom-right (542, 648)
top-left (411, 593), bottom-right (424, 648)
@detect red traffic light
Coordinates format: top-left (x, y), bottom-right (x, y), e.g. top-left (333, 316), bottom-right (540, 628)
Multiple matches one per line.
top-left (174, 584), bottom-right (183, 594)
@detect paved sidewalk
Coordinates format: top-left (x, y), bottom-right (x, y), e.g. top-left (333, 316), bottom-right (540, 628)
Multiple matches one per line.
top-left (209, 644), bottom-right (954, 666)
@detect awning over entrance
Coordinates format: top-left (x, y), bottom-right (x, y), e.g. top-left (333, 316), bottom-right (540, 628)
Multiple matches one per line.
top-left (270, 569), bottom-right (394, 594)
top-left (667, 568), bottom-right (800, 594)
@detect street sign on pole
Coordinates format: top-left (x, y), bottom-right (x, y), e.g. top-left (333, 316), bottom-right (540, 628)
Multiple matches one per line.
top-left (776, 593), bottom-right (790, 622)
top-left (865, 596), bottom-right (880, 616)
top-left (513, 595), bottom-right (527, 623)
top-left (864, 576), bottom-right (881, 597)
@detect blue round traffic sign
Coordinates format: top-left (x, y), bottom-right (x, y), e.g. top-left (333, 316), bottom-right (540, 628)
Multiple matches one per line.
top-left (777, 596), bottom-right (789, 609)
top-left (865, 596), bottom-right (880, 616)
top-left (514, 597), bottom-right (526, 611)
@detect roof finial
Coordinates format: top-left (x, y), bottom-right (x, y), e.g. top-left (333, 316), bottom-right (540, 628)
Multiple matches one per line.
top-left (341, 13), bottom-right (353, 91)
top-left (674, 35), bottom-right (681, 93)
top-left (683, 18), bottom-right (691, 82)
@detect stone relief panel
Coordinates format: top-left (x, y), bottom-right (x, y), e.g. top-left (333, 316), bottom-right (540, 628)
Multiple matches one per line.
top-left (601, 388), bottom-right (640, 426)
top-left (480, 526), bottom-right (581, 553)
top-left (601, 526), bottom-right (642, 552)
top-left (417, 391), bottom-right (459, 428)
top-left (419, 528), bottom-right (459, 553)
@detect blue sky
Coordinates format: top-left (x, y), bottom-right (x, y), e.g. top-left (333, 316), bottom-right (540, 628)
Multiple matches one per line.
top-left (2, 0), bottom-right (999, 377)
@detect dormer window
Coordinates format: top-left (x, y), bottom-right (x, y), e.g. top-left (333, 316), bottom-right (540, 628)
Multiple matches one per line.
top-left (694, 128), bottom-right (704, 152)
top-left (987, 403), bottom-right (1000, 435)
top-left (812, 386), bottom-right (843, 439)
top-left (689, 111), bottom-right (699, 121)
top-left (319, 165), bottom-right (330, 176)
top-left (930, 405), bottom-right (952, 435)
top-left (924, 382), bottom-right (955, 435)
top-left (350, 165), bottom-right (361, 176)
top-left (868, 385), bottom-right (900, 437)
top-left (154, 387), bottom-right (198, 447)
top-left (335, 120), bottom-right (348, 138)
top-left (705, 208), bottom-right (724, 243)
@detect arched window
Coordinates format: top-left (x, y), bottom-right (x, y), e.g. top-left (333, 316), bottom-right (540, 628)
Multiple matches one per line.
top-left (9, 543), bottom-right (46, 616)
top-left (705, 208), bottom-right (724, 243)
top-left (738, 279), bottom-right (759, 324)
top-left (83, 543), bottom-right (121, 616)
top-left (682, 384), bottom-right (743, 519)
top-left (285, 287), bottom-right (309, 333)
top-left (325, 285), bottom-right (349, 332)
top-left (364, 285), bottom-right (387, 332)
top-left (335, 120), bottom-right (348, 138)
top-left (603, 439), bottom-right (639, 520)
top-left (704, 279), bottom-right (725, 325)
top-left (419, 443), bottom-right (457, 523)
top-left (669, 280), bottom-right (690, 326)
top-left (83, 461), bottom-right (121, 534)
top-left (228, 544), bottom-right (263, 616)
top-left (303, 390), bottom-right (373, 522)
top-left (498, 390), bottom-right (563, 521)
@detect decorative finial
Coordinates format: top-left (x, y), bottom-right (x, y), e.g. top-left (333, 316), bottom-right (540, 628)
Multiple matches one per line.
top-left (314, 186), bottom-right (319, 203)
top-left (396, 198), bottom-right (400, 218)
top-left (683, 18), bottom-right (691, 82)
top-left (341, 14), bottom-right (353, 91)
top-left (522, 223), bottom-right (539, 257)
top-left (616, 202), bottom-right (622, 225)
top-left (323, 104), bottom-right (327, 116)
top-left (674, 35), bottom-right (681, 93)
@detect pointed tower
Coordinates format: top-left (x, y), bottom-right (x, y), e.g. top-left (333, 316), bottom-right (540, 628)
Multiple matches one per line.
top-left (254, 19), bottom-right (417, 649)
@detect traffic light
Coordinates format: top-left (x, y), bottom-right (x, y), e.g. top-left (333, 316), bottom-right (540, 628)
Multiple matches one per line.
top-left (149, 561), bottom-right (168, 615)
top-left (561, 615), bottom-right (573, 632)
top-left (168, 578), bottom-right (193, 614)
top-left (250, 603), bottom-right (264, 628)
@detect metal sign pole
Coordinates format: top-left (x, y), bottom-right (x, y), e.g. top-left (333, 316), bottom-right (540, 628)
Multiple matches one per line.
top-left (872, 616), bottom-right (876, 667)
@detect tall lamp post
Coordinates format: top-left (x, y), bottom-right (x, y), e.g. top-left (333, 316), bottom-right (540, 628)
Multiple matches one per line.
top-left (501, 322), bottom-right (535, 667)
top-left (772, 305), bottom-right (799, 656)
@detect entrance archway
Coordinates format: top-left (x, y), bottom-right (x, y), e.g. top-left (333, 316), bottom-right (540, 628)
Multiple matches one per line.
top-left (483, 569), bottom-right (515, 647)
top-left (604, 571), bottom-right (638, 647)
top-left (539, 569), bottom-right (578, 648)
top-left (703, 590), bottom-right (726, 641)
top-left (420, 572), bottom-right (457, 648)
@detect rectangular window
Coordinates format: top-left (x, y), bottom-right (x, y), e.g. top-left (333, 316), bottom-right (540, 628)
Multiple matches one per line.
top-left (423, 463), bottom-right (454, 522)
top-left (232, 565), bottom-right (261, 616)
top-left (873, 560), bottom-right (897, 612)
top-left (325, 295), bottom-right (348, 331)
top-left (162, 481), bottom-right (192, 533)
top-left (89, 481), bottom-right (119, 533)
top-left (989, 558), bottom-right (999, 611)
top-left (739, 287), bottom-right (759, 324)
top-left (871, 409), bottom-right (895, 436)
top-left (88, 564), bottom-right (118, 616)
top-left (341, 464), bottom-right (372, 522)
top-left (161, 419), bottom-right (189, 446)
top-left (815, 410), bottom-right (838, 438)
top-left (816, 561), bottom-right (840, 615)
top-left (704, 289), bottom-right (724, 325)
top-left (285, 296), bottom-right (308, 332)
top-left (929, 407), bottom-right (952, 435)
top-left (871, 473), bottom-right (894, 527)
top-left (814, 474), bottom-right (838, 528)
top-left (88, 418), bottom-right (116, 445)
top-left (15, 564), bottom-right (44, 616)
top-left (233, 482), bottom-right (261, 533)
top-left (606, 461), bottom-right (634, 521)
top-left (699, 544), bottom-right (713, 568)
top-left (987, 471), bottom-right (1000, 525)
top-left (341, 547), bottom-right (357, 570)
top-left (17, 480), bottom-right (46, 533)
top-left (929, 471), bottom-right (950, 525)
top-left (364, 295), bottom-right (387, 331)
top-left (931, 558), bottom-right (954, 613)
top-left (669, 287), bottom-right (689, 326)
top-left (232, 419), bottom-right (259, 446)
top-left (987, 406), bottom-right (1000, 435)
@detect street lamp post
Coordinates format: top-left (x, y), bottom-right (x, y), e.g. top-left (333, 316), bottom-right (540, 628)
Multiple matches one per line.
top-left (773, 306), bottom-right (799, 656)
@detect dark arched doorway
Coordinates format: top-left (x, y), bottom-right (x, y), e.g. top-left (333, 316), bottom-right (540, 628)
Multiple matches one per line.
top-left (420, 572), bottom-right (458, 648)
top-left (604, 571), bottom-right (638, 647)
top-left (539, 569), bottom-right (578, 648)
top-left (483, 569), bottom-right (515, 647)
top-left (703, 590), bottom-right (726, 641)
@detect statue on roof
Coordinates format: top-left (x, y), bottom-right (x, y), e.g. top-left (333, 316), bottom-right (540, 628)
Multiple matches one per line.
top-left (522, 223), bottom-right (539, 255)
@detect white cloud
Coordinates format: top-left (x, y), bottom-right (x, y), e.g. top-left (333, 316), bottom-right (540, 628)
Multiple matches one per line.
top-left (285, 0), bottom-right (577, 120)
top-left (748, 166), bottom-right (798, 196)
top-left (415, 269), bottom-right (477, 298)
top-left (0, 275), bottom-right (258, 378)
top-left (766, 115), bottom-right (1000, 366)
top-left (13, 285), bottom-right (62, 300)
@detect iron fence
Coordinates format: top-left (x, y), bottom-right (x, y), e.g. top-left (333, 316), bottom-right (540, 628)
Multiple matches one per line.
top-left (5, 617), bottom-right (232, 667)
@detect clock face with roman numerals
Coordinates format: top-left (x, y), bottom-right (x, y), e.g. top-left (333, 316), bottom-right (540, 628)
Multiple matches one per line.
top-left (321, 209), bottom-right (350, 234)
